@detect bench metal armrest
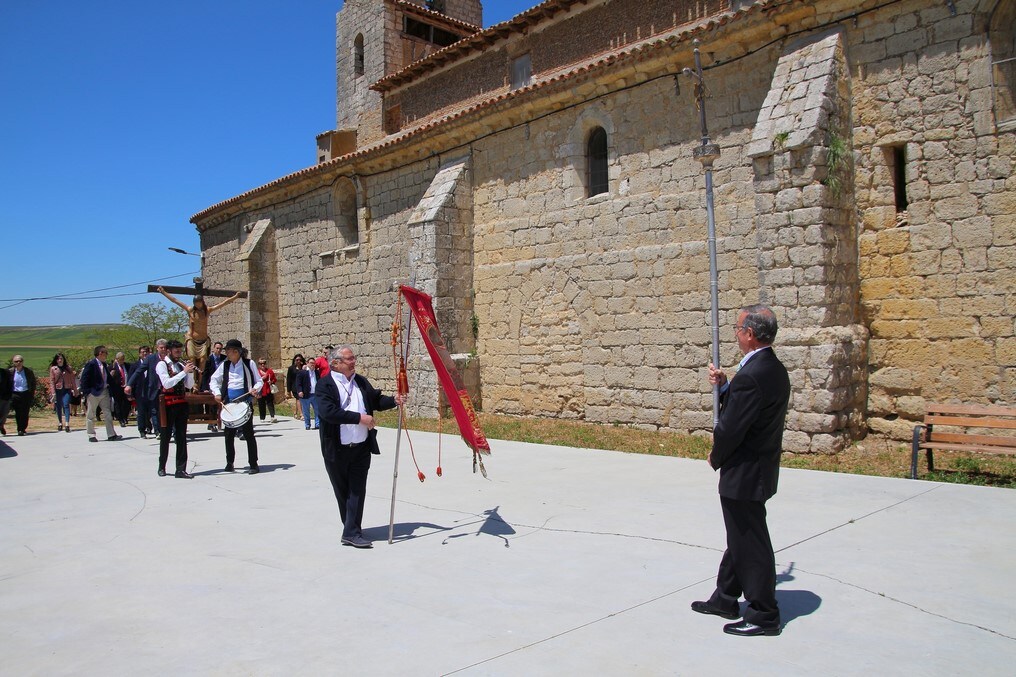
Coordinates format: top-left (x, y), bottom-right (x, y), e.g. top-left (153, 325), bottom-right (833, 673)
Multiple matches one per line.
top-left (911, 424), bottom-right (926, 479)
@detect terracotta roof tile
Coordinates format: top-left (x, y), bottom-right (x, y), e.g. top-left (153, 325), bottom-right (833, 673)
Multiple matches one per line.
top-left (191, 0), bottom-right (785, 224)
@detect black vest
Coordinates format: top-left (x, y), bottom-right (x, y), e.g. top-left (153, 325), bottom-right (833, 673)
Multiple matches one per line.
top-left (219, 359), bottom-right (256, 403)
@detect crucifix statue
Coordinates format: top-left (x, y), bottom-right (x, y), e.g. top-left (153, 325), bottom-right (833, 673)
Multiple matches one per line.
top-left (149, 277), bottom-right (248, 382)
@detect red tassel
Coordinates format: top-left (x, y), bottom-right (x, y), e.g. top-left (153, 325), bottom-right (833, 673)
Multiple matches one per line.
top-left (436, 466), bottom-right (443, 477)
top-left (417, 471), bottom-right (426, 482)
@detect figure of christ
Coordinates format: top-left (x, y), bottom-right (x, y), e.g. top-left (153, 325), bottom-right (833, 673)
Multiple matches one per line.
top-left (157, 286), bottom-right (242, 384)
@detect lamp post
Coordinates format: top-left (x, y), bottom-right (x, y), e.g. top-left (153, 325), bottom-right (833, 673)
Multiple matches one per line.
top-left (168, 246), bottom-right (204, 279)
top-left (684, 40), bottom-right (722, 427)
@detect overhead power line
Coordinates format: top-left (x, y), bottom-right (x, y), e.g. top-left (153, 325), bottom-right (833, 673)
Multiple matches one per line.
top-left (0, 271), bottom-right (200, 311)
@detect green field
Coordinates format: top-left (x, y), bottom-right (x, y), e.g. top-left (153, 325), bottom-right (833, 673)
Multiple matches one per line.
top-left (0, 324), bottom-right (123, 373)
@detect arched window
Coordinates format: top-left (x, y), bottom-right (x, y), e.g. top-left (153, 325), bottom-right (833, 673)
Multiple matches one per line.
top-left (586, 127), bottom-right (608, 197)
top-left (334, 178), bottom-right (358, 247)
top-left (990, 0), bottom-right (1015, 129)
top-left (354, 34), bottom-right (365, 78)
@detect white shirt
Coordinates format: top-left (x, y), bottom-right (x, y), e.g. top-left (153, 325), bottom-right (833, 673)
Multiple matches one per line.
top-left (156, 357), bottom-right (194, 390)
top-left (209, 359), bottom-right (263, 395)
top-left (331, 370), bottom-right (368, 444)
top-left (12, 368), bottom-right (28, 392)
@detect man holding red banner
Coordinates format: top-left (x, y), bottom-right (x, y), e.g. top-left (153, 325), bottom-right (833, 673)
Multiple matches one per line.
top-left (316, 345), bottom-right (405, 549)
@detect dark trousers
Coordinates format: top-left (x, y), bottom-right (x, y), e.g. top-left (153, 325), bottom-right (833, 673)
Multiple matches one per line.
top-left (159, 403), bottom-right (189, 473)
top-left (11, 391), bottom-right (32, 434)
top-left (146, 396), bottom-right (162, 436)
top-left (136, 396), bottom-right (152, 435)
top-left (322, 440), bottom-right (372, 540)
top-left (224, 416), bottom-right (258, 468)
top-left (112, 392), bottom-right (130, 426)
top-left (257, 396), bottom-right (275, 420)
top-left (709, 496), bottom-right (780, 626)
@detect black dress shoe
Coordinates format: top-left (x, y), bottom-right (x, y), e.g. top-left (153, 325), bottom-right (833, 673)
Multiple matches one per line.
top-left (224, 464), bottom-right (235, 472)
top-left (691, 600), bottom-right (740, 620)
top-left (722, 620), bottom-right (781, 636)
top-left (107, 434), bottom-right (123, 441)
top-left (174, 471), bottom-right (194, 479)
top-left (88, 436), bottom-right (98, 443)
top-left (158, 469), bottom-right (167, 477)
top-left (341, 536), bottom-right (373, 549)
top-left (248, 466), bottom-right (259, 475)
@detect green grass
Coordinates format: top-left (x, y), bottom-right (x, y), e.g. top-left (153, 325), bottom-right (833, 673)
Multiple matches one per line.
top-left (0, 324), bottom-right (118, 346)
top-left (3, 348), bottom-right (67, 374)
top-left (0, 324), bottom-right (123, 373)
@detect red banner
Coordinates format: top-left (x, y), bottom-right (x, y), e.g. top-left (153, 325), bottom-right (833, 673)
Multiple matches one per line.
top-left (400, 285), bottom-right (490, 454)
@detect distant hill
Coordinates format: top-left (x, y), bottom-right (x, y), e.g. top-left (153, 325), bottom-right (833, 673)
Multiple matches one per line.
top-left (0, 325), bottom-right (123, 347)
top-left (0, 325), bottom-right (127, 372)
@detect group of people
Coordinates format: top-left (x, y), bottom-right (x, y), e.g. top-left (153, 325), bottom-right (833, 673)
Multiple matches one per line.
top-left (5, 301), bottom-right (792, 636)
top-left (285, 345), bottom-right (343, 431)
top-left (301, 304), bottom-right (793, 640)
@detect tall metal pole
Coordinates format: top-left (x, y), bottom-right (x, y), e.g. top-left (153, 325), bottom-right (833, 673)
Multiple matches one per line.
top-left (685, 40), bottom-right (722, 427)
top-left (388, 409), bottom-right (404, 544)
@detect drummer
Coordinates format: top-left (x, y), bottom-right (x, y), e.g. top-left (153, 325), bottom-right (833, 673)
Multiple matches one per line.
top-left (209, 339), bottom-right (263, 474)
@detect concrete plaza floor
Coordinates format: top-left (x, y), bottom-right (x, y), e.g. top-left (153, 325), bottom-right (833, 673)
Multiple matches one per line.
top-left (1, 416), bottom-right (1014, 675)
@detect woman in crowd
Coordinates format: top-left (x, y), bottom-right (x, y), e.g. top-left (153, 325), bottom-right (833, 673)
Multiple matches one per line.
top-left (49, 353), bottom-right (77, 432)
top-left (286, 354), bottom-right (305, 422)
top-left (257, 358), bottom-right (278, 423)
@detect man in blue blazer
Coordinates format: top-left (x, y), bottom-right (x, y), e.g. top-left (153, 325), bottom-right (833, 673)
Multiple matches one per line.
top-left (78, 345), bottom-right (122, 442)
top-left (315, 345), bottom-right (404, 548)
top-left (127, 339), bottom-right (167, 438)
top-left (692, 304), bottom-right (791, 637)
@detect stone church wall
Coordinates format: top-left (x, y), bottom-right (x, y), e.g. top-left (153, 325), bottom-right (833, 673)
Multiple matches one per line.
top-left (193, 0), bottom-right (1015, 452)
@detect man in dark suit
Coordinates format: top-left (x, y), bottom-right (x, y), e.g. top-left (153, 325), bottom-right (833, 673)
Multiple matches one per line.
top-left (200, 341), bottom-right (225, 432)
top-left (109, 352), bottom-right (131, 427)
top-left (316, 345), bottom-right (404, 548)
top-left (7, 355), bottom-right (35, 436)
top-left (126, 346), bottom-right (152, 437)
top-left (127, 339), bottom-right (167, 439)
top-left (79, 346), bottom-right (124, 443)
top-left (692, 304), bottom-right (791, 637)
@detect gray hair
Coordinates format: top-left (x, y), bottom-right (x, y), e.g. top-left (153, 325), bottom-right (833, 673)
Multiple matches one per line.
top-left (155, 338), bottom-right (168, 347)
top-left (328, 345), bottom-right (354, 362)
top-left (741, 304), bottom-right (778, 344)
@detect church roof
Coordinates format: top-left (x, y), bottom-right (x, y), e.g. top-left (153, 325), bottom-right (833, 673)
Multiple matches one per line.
top-left (372, 0), bottom-right (588, 93)
top-left (191, 0), bottom-right (787, 225)
top-left (393, 0), bottom-right (482, 34)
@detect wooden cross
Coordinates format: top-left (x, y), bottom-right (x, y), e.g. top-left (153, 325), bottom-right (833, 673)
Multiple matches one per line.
top-left (146, 277), bottom-right (248, 299)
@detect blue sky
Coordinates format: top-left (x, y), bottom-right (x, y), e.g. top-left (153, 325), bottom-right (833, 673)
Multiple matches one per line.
top-left (0, 0), bottom-right (532, 327)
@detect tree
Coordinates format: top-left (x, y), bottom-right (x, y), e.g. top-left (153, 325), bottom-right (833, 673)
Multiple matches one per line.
top-left (83, 302), bottom-right (188, 360)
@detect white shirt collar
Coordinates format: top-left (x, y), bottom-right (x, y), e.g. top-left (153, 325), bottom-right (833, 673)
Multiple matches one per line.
top-left (738, 345), bottom-right (772, 371)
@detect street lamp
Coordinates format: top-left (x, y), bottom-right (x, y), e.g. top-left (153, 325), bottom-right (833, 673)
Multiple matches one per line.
top-left (168, 247), bottom-right (201, 257)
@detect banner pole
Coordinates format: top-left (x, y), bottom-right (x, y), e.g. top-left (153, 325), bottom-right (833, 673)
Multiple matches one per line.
top-left (388, 407), bottom-right (405, 545)
top-left (686, 39), bottom-right (723, 427)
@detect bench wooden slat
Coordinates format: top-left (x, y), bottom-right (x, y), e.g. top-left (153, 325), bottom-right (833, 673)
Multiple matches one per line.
top-left (925, 403), bottom-right (1016, 417)
top-left (924, 431), bottom-right (1016, 447)
top-left (919, 441), bottom-right (1016, 454)
top-left (925, 414), bottom-right (1016, 430)
top-left (912, 402), bottom-right (1016, 478)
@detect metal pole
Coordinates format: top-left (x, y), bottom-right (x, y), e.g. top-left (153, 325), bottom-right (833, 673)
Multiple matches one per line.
top-left (388, 408), bottom-right (404, 544)
top-left (686, 40), bottom-right (722, 427)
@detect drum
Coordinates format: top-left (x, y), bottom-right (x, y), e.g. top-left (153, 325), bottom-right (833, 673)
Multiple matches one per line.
top-left (220, 401), bottom-right (252, 429)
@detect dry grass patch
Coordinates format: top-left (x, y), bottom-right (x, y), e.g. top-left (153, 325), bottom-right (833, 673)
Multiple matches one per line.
top-left (374, 412), bottom-right (1016, 488)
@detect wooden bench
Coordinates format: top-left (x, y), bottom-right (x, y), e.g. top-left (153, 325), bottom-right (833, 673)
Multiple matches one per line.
top-left (911, 403), bottom-right (1016, 479)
